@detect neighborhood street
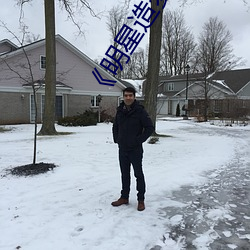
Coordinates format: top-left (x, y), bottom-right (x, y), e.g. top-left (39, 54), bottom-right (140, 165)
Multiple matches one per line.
top-left (151, 123), bottom-right (250, 250)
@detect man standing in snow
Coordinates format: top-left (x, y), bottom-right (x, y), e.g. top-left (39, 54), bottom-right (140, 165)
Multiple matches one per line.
top-left (112, 87), bottom-right (154, 211)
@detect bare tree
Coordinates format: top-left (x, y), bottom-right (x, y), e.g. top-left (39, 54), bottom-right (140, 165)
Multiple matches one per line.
top-left (0, 21), bottom-right (42, 164)
top-left (188, 67), bottom-right (211, 121)
top-left (179, 0), bottom-right (250, 8)
top-left (195, 17), bottom-right (243, 73)
top-left (161, 9), bottom-right (196, 76)
top-left (106, 5), bottom-right (131, 45)
top-left (38, 0), bottom-right (57, 135)
top-left (17, 0), bottom-right (97, 135)
top-left (189, 65), bottom-right (233, 121)
top-left (106, 4), bottom-right (132, 78)
top-left (121, 47), bottom-right (148, 79)
top-left (126, 0), bottom-right (248, 129)
top-left (134, 47), bottom-right (148, 78)
top-left (144, 0), bottom-right (164, 131)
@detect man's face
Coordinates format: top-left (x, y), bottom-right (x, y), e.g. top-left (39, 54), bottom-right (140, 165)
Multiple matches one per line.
top-left (123, 91), bottom-right (135, 106)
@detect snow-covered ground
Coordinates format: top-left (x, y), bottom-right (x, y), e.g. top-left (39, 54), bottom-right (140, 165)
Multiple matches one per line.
top-left (0, 118), bottom-right (249, 250)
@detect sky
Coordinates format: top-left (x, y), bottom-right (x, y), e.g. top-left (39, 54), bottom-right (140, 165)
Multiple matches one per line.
top-left (0, 0), bottom-right (250, 69)
top-left (0, 119), bottom-right (250, 249)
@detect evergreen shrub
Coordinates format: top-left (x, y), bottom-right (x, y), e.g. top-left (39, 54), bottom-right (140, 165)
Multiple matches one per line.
top-left (57, 110), bottom-right (98, 126)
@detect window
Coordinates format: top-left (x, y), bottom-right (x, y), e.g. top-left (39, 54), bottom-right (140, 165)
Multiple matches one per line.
top-left (42, 95), bottom-right (63, 120)
top-left (30, 95), bottom-right (63, 122)
top-left (91, 96), bottom-right (101, 107)
top-left (214, 100), bottom-right (223, 112)
top-left (167, 82), bottom-right (174, 91)
top-left (30, 95), bottom-right (37, 123)
top-left (55, 96), bottom-right (63, 120)
top-left (40, 55), bottom-right (46, 69)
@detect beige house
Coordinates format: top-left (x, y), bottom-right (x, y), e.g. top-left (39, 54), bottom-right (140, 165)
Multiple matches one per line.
top-left (0, 35), bottom-right (126, 125)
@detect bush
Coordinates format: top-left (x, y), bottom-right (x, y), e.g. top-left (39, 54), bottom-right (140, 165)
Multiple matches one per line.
top-left (57, 110), bottom-right (98, 126)
top-left (176, 103), bottom-right (180, 117)
top-left (195, 114), bottom-right (206, 122)
top-left (100, 109), bottom-right (115, 123)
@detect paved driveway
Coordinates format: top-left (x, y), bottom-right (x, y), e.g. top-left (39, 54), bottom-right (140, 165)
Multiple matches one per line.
top-left (151, 124), bottom-right (250, 250)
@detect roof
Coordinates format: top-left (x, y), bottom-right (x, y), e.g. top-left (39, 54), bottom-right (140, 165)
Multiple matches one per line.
top-left (121, 79), bottom-right (144, 97)
top-left (0, 39), bottom-right (18, 55)
top-left (209, 69), bottom-right (250, 94)
top-left (159, 72), bottom-right (205, 83)
top-left (22, 80), bottom-right (73, 89)
top-left (158, 68), bottom-right (250, 95)
top-left (1, 34), bottom-right (126, 90)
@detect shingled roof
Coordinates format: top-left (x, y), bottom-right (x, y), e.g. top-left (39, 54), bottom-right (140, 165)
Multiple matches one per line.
top-left (158, 68), bottom-right (250, 95)
top-left (22, 80), bottom-right (72, 89)
top-left (210, 68), bottom-right (250, 94)
top-left (159, 72), bottom-right (205, 83)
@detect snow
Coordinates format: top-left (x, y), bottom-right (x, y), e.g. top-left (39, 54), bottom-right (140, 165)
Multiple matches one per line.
top-left (223, 231), bottom-right (232, 237)
top-left (212, 80), bottom-right (230, 89)
top-left (0, 118), bottom-right (249, 250)
top-left (122, 79), bottom-right (144, 97)
top-left (192, 229), bottom-right (220, 249)
top-left (206, 72), bottom-right (216, 79)
top-left (227, 244), bottom-right (237, 249)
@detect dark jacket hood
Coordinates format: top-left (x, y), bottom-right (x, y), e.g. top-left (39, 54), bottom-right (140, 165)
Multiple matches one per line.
top-left (117, 100), bottom-right (144, 111)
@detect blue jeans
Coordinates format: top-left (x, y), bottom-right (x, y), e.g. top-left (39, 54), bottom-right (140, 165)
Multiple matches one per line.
top-left (119, 147), bottom-right (145, 201)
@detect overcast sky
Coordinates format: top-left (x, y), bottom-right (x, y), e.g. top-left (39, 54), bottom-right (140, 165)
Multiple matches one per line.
top-left (1, 0), bottom-right (250, 69)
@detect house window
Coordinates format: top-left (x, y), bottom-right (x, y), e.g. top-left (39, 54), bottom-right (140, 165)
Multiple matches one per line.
top-left (30, 95), bottom-right (37, 123)
top-left (55, 96), bottom-right (63, 120)
top-left (42, 95), bottom-right (63, 120)
top-left (40, 55), bottom-right (46, 69)
top-left (167, 83), bottom-right (174, 91)
top-left (91, 96), bottom-right (101, 107)
top-left (214, 100), bottom-right (223, 112)
top-left (30, 95), bottom-right (63, 122)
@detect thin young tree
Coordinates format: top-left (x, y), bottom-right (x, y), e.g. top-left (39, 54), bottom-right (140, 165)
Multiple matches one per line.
top-left (0, 21), bottom-right (41, 164)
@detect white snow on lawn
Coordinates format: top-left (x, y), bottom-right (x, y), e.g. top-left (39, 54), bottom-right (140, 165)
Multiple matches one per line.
top-left (0, 119), bottom-right (249, 250)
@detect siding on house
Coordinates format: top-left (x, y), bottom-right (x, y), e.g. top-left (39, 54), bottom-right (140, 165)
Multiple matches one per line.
top-left (0, 35), bottom-right (125, 125)
top-left (160, 80), bottom-right (187, 94)
top-left (0, 92), bottom-right (30, 124)
top-left (55, 40), bottom-right (122, 94)
top-left (237, 82), bottom-right (250, 98)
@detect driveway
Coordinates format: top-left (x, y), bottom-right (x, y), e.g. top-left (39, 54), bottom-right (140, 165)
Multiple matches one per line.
top-left (151, 123), bottom-right (250, 250)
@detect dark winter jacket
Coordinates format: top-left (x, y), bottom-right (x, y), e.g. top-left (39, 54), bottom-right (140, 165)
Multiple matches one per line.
top-left (112, 100), bottom-right (154, 150)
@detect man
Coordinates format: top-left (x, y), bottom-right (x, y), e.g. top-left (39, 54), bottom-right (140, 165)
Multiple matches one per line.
top-left (112, 87), bottom-right (154, 211)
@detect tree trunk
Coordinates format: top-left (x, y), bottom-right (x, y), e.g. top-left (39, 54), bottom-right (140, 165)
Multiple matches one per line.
top-left (144, 1), bottom-right (164, 131)
top-left (39, 0), bottom-right (57, 135)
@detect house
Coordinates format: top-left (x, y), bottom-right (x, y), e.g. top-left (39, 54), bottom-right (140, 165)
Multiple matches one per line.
top-left (120, 79), bottom-right (145, 99)
top-left (156, 69), bottom-right (250, 118)
top-left (0, 35), bottom-right (126, 125)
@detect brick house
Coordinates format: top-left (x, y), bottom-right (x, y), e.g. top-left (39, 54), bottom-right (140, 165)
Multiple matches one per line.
top-left (0, 35), bottom-right (126, 125)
